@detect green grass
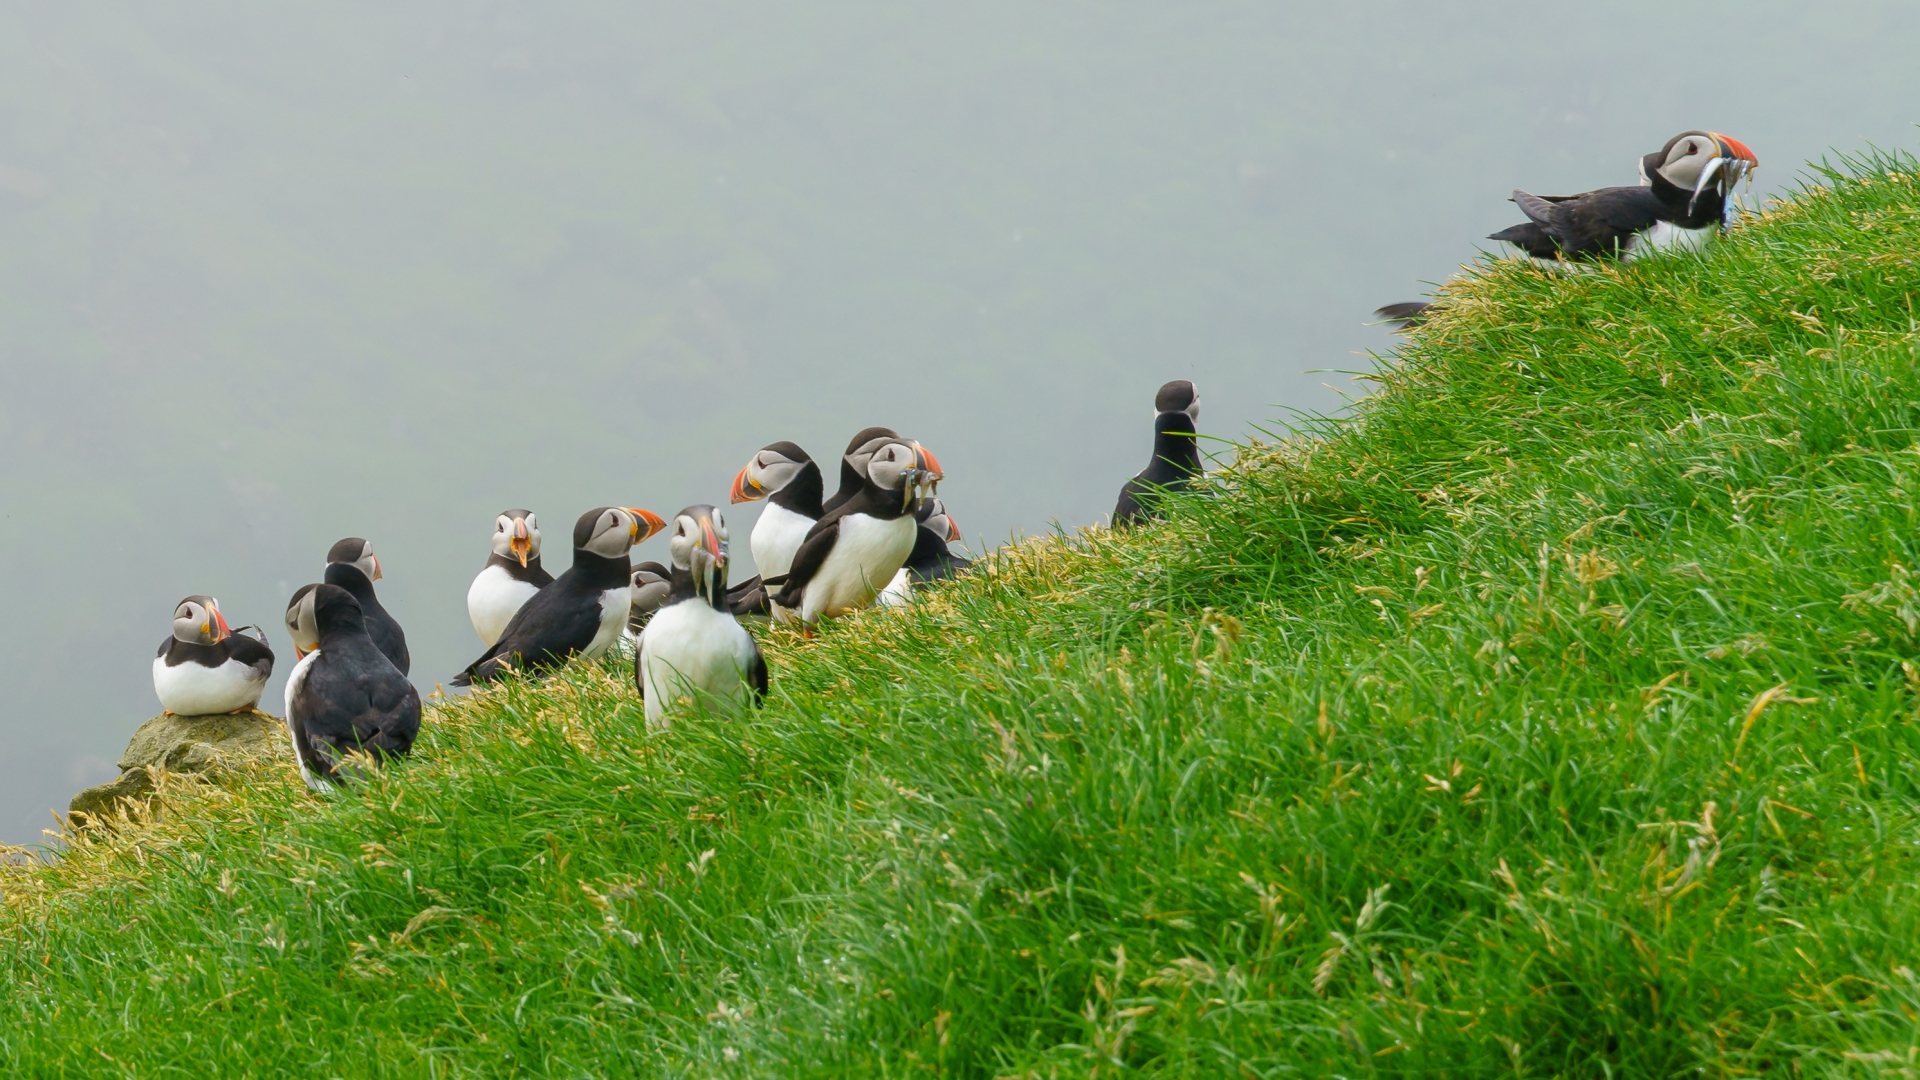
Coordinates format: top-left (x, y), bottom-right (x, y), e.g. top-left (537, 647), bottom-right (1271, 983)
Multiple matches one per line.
top-left (7, 151), bottom-right (1920, 1078)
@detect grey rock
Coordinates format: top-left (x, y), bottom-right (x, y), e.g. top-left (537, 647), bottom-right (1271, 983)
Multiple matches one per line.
top-left (68, 711), bottom-right (289, 827)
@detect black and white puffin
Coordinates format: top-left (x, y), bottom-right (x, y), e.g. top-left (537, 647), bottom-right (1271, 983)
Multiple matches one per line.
top-left (467, 509), bottom-right (554, 647)
top-left (636, 505), bottom-right (768, 727)
top-left (625, 561), bottom-right (672, 637)
top-left (282, 584), bottom-right (420, 792)
top-left (772, 438), bottom-right (943, 624)
top-left (877, 498), bottom-right (971, 608)
top-left (324, 538), bottom-right (409, 676)
top-left (1490, 130), bottom-right (1759, 262)
top-left (451, 506), bottom-right (666, 685)
top-left (1113, 380), bottom-right (1202, 527)
top-left (728, 440), bottom-right (826, 618)
top-left (820, 426), bottom-right (900, 516)
top-left (152, 595), bottom-right (275, 715)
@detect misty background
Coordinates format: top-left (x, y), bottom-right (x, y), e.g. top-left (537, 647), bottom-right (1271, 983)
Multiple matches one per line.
top-left (4, 3), bottom-right (1917, 847)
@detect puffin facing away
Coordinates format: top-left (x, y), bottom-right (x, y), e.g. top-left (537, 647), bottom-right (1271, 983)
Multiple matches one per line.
top-left (1114, 380), bottom-right (1202, 527)
top-left (637, 505), bottom-right (768, 728)
top-left (452, 506), bottom-right (666, 685)
top-left (773, 438), bottom-right (943, 624)
top-left (820, 426), bottom-right (900, 515)
top-left (728, 440), bottom-right (826, 618)
top-left (626, 561), bottom-right (672, 637)
top-left (1491, 130), bottom-right (1758, 262)
top-left (282, 584), bottom-right (420, 792)
top-left (877, 498), bottom-right (971, 608)
top-left (467, 509), bottom-right (555, 646)
top-left (152, 595), bottom-right (275, 715)
top-left (324, 538), bottom-right (409, 676)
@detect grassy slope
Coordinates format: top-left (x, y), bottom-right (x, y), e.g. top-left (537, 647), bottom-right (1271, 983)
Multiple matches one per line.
top-left (7, 153), bottom-right (1920, 1078)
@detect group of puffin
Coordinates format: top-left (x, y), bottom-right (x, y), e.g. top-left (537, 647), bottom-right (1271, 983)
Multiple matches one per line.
top-left (149, 391), bottom-right (1205, 792)
top-left (1375, 129), bottom-right (1760, 327)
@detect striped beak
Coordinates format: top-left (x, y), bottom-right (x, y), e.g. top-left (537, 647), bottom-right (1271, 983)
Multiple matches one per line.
top-left (509, 518), bottom-right (531, 568)
top-left (730, 464), bottom-right (764, 504)
top-left (626, 508), bottom-right (667, 544)
top-left (211, 604), bottom-right (232, 642)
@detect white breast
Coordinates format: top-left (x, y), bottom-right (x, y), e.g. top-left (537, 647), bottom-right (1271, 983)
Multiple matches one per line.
top-left (467, 565), bottom-right (542, 646)
top-left (282, 649), bottom-right (331, 793)
top-left (876, 567), bottom-right (913, 608)
top-left (751, 501), bottom-right (815, 582)
top-left (1624, 220), bottom-right (1716, 260)
top-left (638, 600), bottom-right (757, 727)
top-left (800, 513), bottom-right (918, 623)
top-left (583, 585), bottom-right (632, 659)
top-left (153, 653), bottom-right (269, 716)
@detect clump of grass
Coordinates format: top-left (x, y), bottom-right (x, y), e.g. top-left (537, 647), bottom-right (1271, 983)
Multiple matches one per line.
top-left (6, 151), bottom-right (1920, 1077)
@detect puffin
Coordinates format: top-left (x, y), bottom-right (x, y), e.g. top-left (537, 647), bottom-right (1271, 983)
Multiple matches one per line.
top-left (625, 561), bottom-right (673, 637)
top-left (1491, 130), bottom-right (1759, 262)
top-left (772, 437), bottom-right (943, 624)
top-left (636, 505), bottom-right (768, 727)
top-left (820, 426), bottom-right (900, 515)
top-left (282, 584), bottom-right (421, 792)
top-left (728, 440), bottom-right (826, 619)
top-left (467, 509), bottom-right (555, 647)
top-left (152, 595), bottom-right (275, 715)
top-left (452, 506), bottom-right (666, 685)
top-left (1113, 380), bottom-right (1203, 527)
top-left (324, 538), bottom-right (410, 676)
top-left (877, 498), bottom-right (971, 608)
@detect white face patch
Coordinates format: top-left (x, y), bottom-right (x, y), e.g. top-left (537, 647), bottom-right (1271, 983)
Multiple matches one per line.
top-left (583, 509), bottom-right (636, 559)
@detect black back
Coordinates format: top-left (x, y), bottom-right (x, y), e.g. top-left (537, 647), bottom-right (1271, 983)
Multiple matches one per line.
top-left (454, 547), bottom-right (630, 685)
top-left (288, 585), bottom-right (420, 785)
top-left (1490, 180), bottom-right (1717, 262)
top-left (904, 525), bottom-right (972, 584)
top-left (323, 562), bottom-right (410, 676)
top-left (1113, 410), bottom-right (1202, 527)
top-left (772, 464), bottom-right (920, 609)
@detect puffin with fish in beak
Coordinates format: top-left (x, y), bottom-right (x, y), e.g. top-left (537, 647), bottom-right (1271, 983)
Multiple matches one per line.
top-left (451, 506), bottom-right (666, 685)
top-left (1490, 130), bottom-right (1759, 262)
top-left (772, 437), bottom-right (943, 624)
top-left (152, 595), bottom-right (275, 715)
top-left (636, 505), bottom-right (768, 727)
top-left (466, 509), bottom-right (555, 647)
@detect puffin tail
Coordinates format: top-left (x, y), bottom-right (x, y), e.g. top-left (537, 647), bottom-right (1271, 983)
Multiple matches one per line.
top-left (1372, 302), bottom-right (1431, 330)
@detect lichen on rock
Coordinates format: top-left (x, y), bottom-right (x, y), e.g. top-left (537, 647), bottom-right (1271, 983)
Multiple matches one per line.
top-left (67, 711), bottom-right (289, 827)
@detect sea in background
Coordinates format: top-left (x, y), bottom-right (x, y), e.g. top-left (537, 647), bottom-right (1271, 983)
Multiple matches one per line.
top-left (4, 1), bottom-right (1918, 845)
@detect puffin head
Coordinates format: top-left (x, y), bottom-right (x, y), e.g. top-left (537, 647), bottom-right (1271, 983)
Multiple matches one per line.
top-left (916, 497), bottom-right (962, 544)
top-left (732, 441), bottom-right (814, 504)
top-left (284, 583), bottom-right (321, 657)
top-left (575, 506), bottom-right (666, 559)
top-left (172, 595), bottom-right (231, 645)
top-left (1154, 380), bottom-right (1200, 425)
top-left (326, 537), bottom-right (382, 582)
top-left (868, 439), bottom-right (945, 513)
top-left (630, 561), bottom-right (673, 619)
top-left (306, 584), bottom-right (364, 638)
top-left (490, 509), bottom-right (540, 568)
top-left (1646, 130), bottom-right (1759, 214)
top-left (667, 505), bottom-right (729, 603)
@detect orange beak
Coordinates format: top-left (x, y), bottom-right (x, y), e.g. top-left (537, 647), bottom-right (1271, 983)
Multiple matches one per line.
top-left (1712, 132), bottom-right (1759, 168)
top-left (370, 554), bottom-right (384, 581)
top-left (626, 508), bottom-right (667, 543)
top-left (944, 514), bottom-right (961, 543)
top-left (915, 444), bottom-right (944, 481)
top-left (730, 464), bottom-right (764, 504)
top-left (211, 605), bottom-right (232, 642)
top-left (510, 519), bottom-right (531, 568)
top-left (700, 517), bottom-right (725, 564)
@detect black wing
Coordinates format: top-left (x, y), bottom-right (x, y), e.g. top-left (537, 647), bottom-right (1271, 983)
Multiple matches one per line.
top-left (1372, 302), bottom-right (1430, 330)
top-left (770, 517), bottom-right (843, 609)
top-left (297, 652), bottom-right (421, 781)
top-left (746, 640), bottom-right (769, 705)
top-left (1498, 186), bottom-right (1668, 261)
top-left (726, 575), bottom-right (772, 618)
top-left (1113, 475), bottom-right (1149, 528)
top-left (224, 630), bottom-right (276, 680)
top-left (455, 575), bottom-right (601, 685)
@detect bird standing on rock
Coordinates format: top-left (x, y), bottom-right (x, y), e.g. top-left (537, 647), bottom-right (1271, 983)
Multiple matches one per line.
top-left (467, 509), bottom-right (554, 647)
top-left (325, 538), bottom-right (409, 676)
top-left (283, 584), bottom-right (420, 792)
top-left (1113, 380), bottom-right (1202, 527)
top-left (452, 506), bottom-right (665, 685)
top-left (152, 595), bottom-right (275, 715)
top-left (773, 437), bottom-right (943, 624)
top-left (637, 505), bottom-right (767, 727)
